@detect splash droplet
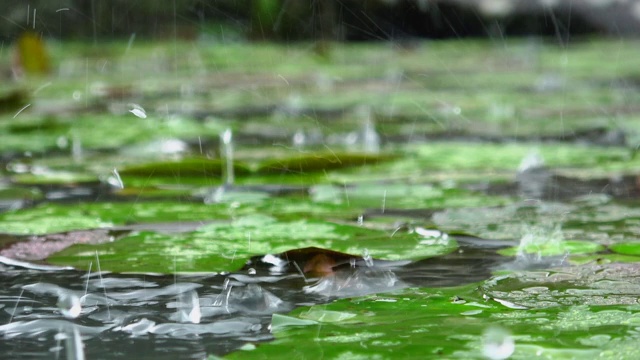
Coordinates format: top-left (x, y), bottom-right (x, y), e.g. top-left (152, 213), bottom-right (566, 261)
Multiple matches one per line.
top-left (57, 293), bottom-right (81, 319)
top-left (482, 326), bottom-right (514, 360)
top-left (128, 103), bottom-right (147, 118)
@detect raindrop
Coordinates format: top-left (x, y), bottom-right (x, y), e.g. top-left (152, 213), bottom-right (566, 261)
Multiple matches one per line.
top-left (72, 133), bottom-right (82, 162)
top-left (13, 103), bottom-right (31, 118)
top-left (220, 128), bottom-right (234, 186)
top-left (65, 325), bottom-right (85, 360)
top-left (357, 106), bottom-right (380, 153)
top-left (482, 326), bottom-right (515, 360)
top-left (362, 248), bottom-right (374, 267)
top-left (108, 168), bottom-right (124, 189)
top-left (128, 103), bottom-right (147, 118)
top-left (125, 33), bottom-right (136, 54)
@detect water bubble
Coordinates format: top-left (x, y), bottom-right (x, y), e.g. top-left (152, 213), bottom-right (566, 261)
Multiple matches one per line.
top-left (482, 326), bottom-right (514, 360)
top-left (56, 136), bottom-right (68, 149)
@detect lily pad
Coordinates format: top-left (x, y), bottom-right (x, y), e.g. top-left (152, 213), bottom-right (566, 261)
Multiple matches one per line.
top-left (227, 282), bottom-right (640, 359)
top-left (117, 158), bottom-right (252, 178)
top-left (0, 201), bottom-right (234, 235)
top-left (311, 183), bottom-right (512, 210)
top-left (256, 152), bottom-right (396, 174)
top-left (46, 215), bottom-right (457, 273)
top-left (609, 242), bottom-right (640, 257)
top-left (498, 240), bottom-right (604, 257)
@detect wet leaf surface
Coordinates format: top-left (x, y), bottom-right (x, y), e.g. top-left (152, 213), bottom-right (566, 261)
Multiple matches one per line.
top-left (46, 216), bottom-right (457, 273)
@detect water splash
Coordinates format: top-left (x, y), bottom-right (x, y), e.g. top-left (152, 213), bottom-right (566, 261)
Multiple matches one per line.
top-left (108, 168), bottom-right (124, 189)
top-left (303, 267), bottom-right (403, 298)
top-left (517, 150), bottom-right (544, 173)
top-left (171, 290), bottom-right (201, 324)
top-left (509, 223), bottom-right (568, 270)
top-left (362, 248), bottom-right (374, 267)
top-left (213, 278), bottom-right (232, 308)
top-left (482, 326), bottom-right (514, 360)
top-left (516, 150), bottom-right (550, 200)
top-left (128, 103), bottom-right (147, 119)
top-left (357, 106), bottom-right (380, 153)
top-left (57, 292), bottom-right (81, 319)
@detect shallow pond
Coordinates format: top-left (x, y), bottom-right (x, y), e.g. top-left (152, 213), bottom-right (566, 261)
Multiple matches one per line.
top-left (2, 38), bottom-right (640, 358)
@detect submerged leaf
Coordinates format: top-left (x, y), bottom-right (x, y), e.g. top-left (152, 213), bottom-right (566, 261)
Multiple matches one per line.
top-left (118, 158), bottom-right (251, 178)
top-left (256, 152), bottom-right (396, 174)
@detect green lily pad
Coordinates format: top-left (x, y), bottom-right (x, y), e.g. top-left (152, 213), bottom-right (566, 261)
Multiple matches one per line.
top-left (0, 201), bottom-right (235, 235)
top-left (334, 143), bottom-right (640, 184)
top-left (11, 171), bottom-right (99, 185)
top-left (227, 282), bottom-right (640, 359)
top-left (570, 253), bottom-right (640, 265)
top-left (498, 240), bottom-right (604, 257)
top-left (311, 183), bottom-right (512, 210)
top-left (46, 214), bottom-right (457, 273)
top-left (256, 152), bottom-right (396, 174)
top-left (0, 186), bottom-right (42, 201)
top-left (117, 158), bottom-right (252, 178)
top-left (609, 242), bottom-right (640, 257)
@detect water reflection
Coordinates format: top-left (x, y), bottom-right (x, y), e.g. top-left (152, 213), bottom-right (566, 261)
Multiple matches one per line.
top-left (0, 243), bottom-right (508, 359)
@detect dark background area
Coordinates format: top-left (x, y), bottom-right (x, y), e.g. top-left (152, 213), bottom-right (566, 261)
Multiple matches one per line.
top-left (1, 0), bottom-right (639, 43)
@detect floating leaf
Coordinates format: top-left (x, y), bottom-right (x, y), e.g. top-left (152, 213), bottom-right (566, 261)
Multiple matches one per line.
top-left (256, 152), bottom-right (396, 174)
top-left (0, 201), bottom-right (232, 235)
top-left (498, 240), bottom-right (604, 257)
top-left (118, 158), bottom-right (251, 178)
top-left (609, 242), bottom-right (640, 257)
top-left (311, 183), bottom-right (511, 210)
top-left (46, 215), bottom-right (457, 273)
